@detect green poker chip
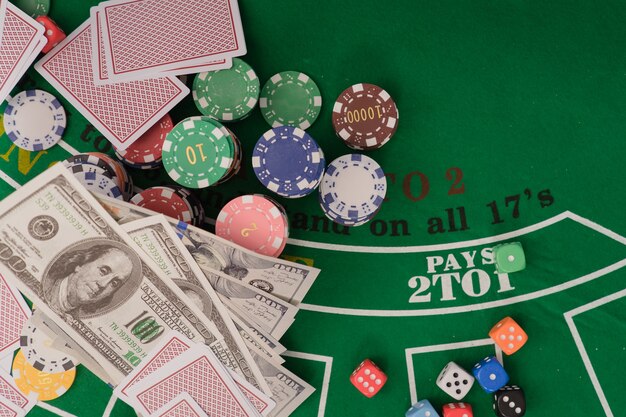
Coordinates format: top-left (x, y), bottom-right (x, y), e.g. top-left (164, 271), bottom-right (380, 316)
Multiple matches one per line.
top-left (192, 58), bottom-right (260, 122)
top-left (162, 117), bottom-right (234, 189)
top-left (259, 71), bottom-right (322, 130)
top-left (12, 0), bottom-right (50, 17)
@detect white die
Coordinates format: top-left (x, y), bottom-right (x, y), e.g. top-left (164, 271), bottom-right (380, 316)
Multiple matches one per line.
top-left (436, 361), bottom-right (475, 400)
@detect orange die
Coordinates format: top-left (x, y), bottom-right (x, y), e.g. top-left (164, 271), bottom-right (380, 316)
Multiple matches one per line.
top-left (350, 359), bottom-right (387, 397)
top-left (489, 317), bottom-right (528, 355)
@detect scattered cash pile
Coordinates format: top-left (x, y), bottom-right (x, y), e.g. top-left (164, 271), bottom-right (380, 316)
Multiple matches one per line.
top-left (0, 163), bottom-right (319, 417)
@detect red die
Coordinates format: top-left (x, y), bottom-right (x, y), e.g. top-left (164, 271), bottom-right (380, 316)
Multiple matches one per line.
top-left (349, 359), bottom-right (387, 397)
top-left (443, 402), bottom-right (473, 417)
top-left (35, 16), bottom-right (66, 53)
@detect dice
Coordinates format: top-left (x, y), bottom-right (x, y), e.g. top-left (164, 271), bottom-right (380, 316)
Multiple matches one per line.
top-left (406, 399), bottom-right (440, 417)
top-left (493, 242), bottom-right (525, 273)
top-left (442, 402), bottom-right (473, 417)
top-left (436, 361), bottom-right (474, 400)
top-left (349, 359), bottom-right (387, 398)
top-left (489, 316), bottom-right (528, 355)
top-left (35, 16), bottom-right (66, 53)
top-left (493, 385), bottom-right (526, 417)
top-left (472, 356), bottom-right (509, 393)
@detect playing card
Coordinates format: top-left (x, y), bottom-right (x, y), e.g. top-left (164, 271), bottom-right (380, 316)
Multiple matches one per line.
top-left (114, 331), bottom-right (192, 405)
top-left (35, 20), bottom-right (189, 150)
top-left (0, 3), bottom-right (45, 103)
top-left (0, 273), bottom-right (31, 361)
top-left (98, 0), bottom-right (246, 81)
top-left (127, 344), bottom-right (260, 417)
top-left (0, 396), bottom-right (25, 417)
top-left (90, 7), bottom-right (233, 85)
top-left (151, 392), bottom-right (208, 417)
top-left (0, 369), bottom-right (36, 414)
top-left (0, 0), bottom-right (7, 47)
top-left (227, 366), bottom-right (275, 417)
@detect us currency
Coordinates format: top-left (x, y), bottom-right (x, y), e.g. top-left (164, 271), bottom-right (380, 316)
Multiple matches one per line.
top-left (229, 309), bottom-right (287, 356)
top-left (250, 351), bottom-right (315, 417)
top-left (205, 272), bottom-right (299, 340)
top-left (230, 312), bottom-right (285, 365)
top-left (122, 215), bottom-right (271, 395)
top-left (0, 164), bottom-right (224, 385)
top-left (94, 195), bottom-right (320, 304)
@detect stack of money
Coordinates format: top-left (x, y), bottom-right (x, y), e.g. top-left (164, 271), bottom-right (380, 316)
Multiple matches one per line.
top-left (0, 164), bottom-right (319, 417)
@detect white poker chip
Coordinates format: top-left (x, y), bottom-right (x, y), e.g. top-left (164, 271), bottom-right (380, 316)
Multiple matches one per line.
top-left (72, 171), bottom-right (124, 200)
top-left (3, 89), bottom-right (66, 152)
top-left (20, 317), bottom-right (78, 374)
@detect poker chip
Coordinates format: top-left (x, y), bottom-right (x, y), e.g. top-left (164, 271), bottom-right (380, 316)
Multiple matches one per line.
top-left (252, 126), bottom-right (323, 198)
top-left (12, 350), bottom-right (76, 401)
top-left (216, 194), bottom-right (289, 257)
top-left (332, 83), bottom-right (399, 150)
top-left (12, 0), bottom-right (50, 17)
top-left (20, 317), bottom-right (78, 374)
top-left (64, 161), bottom-right (114, 179)
top-left (130, 186), bottom-right (194, 224)
top-left (192, 58), bottom-right (260, 121)
top-left (72, 171), bottom-right (124, 200)
top-left (63, 154), bottom-right (118, 179)
top-left (3, 90), bottom-right (66, 151)
top-left (114, 113), bottom-right (173, 167)
top-left (259, 71), bottom-right (322, 130)
top-left (319, 154), bottom-right (387, 226)
top-left (162, 117), bottom-right (234, 188)
top-left (89, 152), bottom-right (133, 200)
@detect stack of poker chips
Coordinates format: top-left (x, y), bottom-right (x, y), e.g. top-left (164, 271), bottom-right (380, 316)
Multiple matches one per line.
top-left (62, 152), bottom-right (133, 201)
top-left (319, 154), bottom-right (387, 227)
top-left (216, 194), bottom-right (289, 258)
top-left (332, 83), bottom-right (399, 150)
top-left (162, 116), bottom-right (242, 188)
top-left (252, 126), bottom-right (325, 198)
top-left (130, 186), bottom-right (205, 226)
top-left (114, 113), bottom-right (174, 170)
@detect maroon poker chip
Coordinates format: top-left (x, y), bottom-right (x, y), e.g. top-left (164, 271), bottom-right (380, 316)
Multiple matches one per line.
top-left (331, 83), bottom-right (399, 150)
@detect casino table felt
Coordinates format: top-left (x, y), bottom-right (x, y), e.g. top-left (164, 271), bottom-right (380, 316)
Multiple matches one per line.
top-left (0, 0), bottom-right (625, 416)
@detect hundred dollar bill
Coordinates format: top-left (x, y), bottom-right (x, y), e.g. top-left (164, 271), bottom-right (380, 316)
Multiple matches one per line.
top-left (122, 215), bottom-right (271, 395)
top-left (229, 308), bottom-right (287, 355)
top-left (230, 313), bottom-right (285, 365)
top-left (94, 195), bottom-right (320, 304)
top-left (0, 164), bottom-right (224, 385)
top-left (250, 351), bottom-right (315, 417)
top-left (205, 272), bottom-right (299, 340)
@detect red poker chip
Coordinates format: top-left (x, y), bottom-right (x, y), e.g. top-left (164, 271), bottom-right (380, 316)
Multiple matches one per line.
top-left (115, 114), bottom-right (173, 164)
top-left (332, 83), bottom-right (399, 150)
top-left (215, 194), bottom-right (288, 257)
top-left (130, 186), bottom-right (193, 223)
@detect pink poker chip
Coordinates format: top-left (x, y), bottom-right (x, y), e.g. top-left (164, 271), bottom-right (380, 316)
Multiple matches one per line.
top-left (216, 194), bottom-right (288, 257)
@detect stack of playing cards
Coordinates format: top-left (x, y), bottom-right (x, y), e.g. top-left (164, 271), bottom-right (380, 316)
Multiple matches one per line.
top-left (0, 3), bottom-right (46, 103)
top-left (0, 270), bottom-right (35, 417)
top-left (114, 332), bottom-right (277, 417)
top-left (34, 0), bottom-right (246, 150)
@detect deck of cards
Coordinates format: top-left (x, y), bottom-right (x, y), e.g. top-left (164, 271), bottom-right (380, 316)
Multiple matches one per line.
top-left (115, 332), bottom-right (276, 417)
top-left (0, 3), bottom-right (46, 104)
top-left (34, 0), bottom-right (246, 150)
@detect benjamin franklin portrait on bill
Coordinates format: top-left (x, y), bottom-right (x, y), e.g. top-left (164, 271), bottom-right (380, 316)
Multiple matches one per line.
top-left (42, 238), bottom-right (142, 318)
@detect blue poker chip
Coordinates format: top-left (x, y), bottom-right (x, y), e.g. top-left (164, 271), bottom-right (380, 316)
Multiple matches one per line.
top-left (319, 154), bottom-right (386, 224)
top-left (252, 126), bottom-right (323, 198)
top-left (71, 171), bottom-right (124, 200)
top-left (3, 90), bottom-right (66, 152)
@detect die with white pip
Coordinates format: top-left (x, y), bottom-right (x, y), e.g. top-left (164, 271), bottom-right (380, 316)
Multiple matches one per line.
top-left (436, 361), bottom-right (475, 400)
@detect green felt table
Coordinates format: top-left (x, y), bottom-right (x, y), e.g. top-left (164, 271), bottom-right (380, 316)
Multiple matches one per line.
top-left (1, 0), bottom-right (625, 416)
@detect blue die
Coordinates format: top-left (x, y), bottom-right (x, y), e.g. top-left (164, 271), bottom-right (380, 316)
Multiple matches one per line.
top-left (472, 356), bottom-right (509, 393)
top-left (406, 399), bottom-right (440, 417)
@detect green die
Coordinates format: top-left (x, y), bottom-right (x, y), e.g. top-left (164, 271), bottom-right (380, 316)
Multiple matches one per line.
top-left (493, 242), bottom-right (526, 273)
